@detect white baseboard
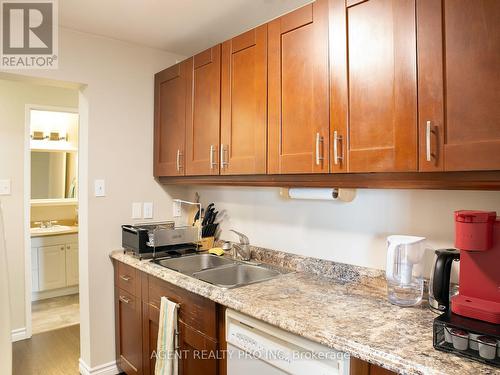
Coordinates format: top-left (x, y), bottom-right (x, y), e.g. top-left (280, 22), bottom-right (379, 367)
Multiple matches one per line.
top-left (78, 358), bottom-right (120, 375)
top-left (32, 285), bottom-right (79, 301)
top-left (11, 327), bottom-right (28, 342)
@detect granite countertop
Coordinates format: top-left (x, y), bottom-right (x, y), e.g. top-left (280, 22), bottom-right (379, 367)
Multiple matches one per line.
top-left (110, 247), bottom-right (498, 375)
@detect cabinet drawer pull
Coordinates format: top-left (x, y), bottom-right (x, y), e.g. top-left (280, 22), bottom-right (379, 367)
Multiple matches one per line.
top-left (315, 133), bottom-right (324, 166)
top-left (119, 275), bottom-right (131, 282)
top-left (176, 149), bottom-right (182, 172)
top-left (333, 130), bottom-right (343, 165)
top-left (119, 296), bottom-right (131, 304)
top-left (426, 121), bottom-right (436, 162)
top-left (174, 329), bottom-right (180, 350)
top-left (209, 145), bottom-right (217, 169)
top-left (220, 145), bottom-right (228, 169)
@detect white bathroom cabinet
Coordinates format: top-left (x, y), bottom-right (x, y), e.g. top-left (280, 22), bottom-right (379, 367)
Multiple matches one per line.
top-left (31, 233), bottom-right (79, 300)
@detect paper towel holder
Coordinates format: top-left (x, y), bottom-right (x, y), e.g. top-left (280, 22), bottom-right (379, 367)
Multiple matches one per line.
top-left (279, 188), bottom-right (356, 202)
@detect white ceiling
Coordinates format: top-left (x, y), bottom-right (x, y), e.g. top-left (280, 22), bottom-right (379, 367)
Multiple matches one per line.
top-left (60, 0), bottom-right (312, 56)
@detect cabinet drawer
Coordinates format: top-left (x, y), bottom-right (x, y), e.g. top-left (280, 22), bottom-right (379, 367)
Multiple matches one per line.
top-left (115, 262), bottom-right (140, 296)
top-left (148, 275), bottom-right (217, 340)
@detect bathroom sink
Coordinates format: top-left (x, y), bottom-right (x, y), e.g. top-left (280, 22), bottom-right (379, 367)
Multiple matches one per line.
top-left (154, 254), bottom-right (235, 276)
top-left (30, 225), bottom-right (76, 235)
top-left (193, 263), bottom-right (280, 289)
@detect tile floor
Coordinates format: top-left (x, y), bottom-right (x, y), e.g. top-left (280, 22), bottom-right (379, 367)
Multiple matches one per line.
top-left (32, 294), bottom-right (80, 334)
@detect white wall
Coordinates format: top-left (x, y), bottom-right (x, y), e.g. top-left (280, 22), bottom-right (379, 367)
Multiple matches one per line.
top-left (188, 186), bottom-right (500, 274)
top-left (1, 27), bottom-right (185, 370)
top-left (0, 80), bottom-right (79, 333)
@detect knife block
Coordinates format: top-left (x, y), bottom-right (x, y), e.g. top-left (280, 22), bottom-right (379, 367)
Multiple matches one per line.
top-left (198, 236), bottom-right (215, 251)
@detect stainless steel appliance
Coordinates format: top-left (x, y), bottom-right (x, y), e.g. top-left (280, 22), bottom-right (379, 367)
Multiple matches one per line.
top-left (122, 221), bottom-right (200, 259)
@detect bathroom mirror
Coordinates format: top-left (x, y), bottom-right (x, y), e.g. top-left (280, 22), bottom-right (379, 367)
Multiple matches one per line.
top-left (31, 151), bottom-right (78, 200)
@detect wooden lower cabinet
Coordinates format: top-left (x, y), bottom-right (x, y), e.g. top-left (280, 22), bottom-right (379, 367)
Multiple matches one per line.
top-left (178, 321), bottom-right (218, 375)
top-left (350, 357), bottom-right (395, 375)
top-left (114, 260), bottom-right (394, 375)
top-left (113, 260), bottom-right (225, 375)
top-left (115, 287), bottom-right (143, 375)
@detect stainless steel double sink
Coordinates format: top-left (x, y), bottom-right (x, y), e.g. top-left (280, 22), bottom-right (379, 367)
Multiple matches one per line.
top-left (154, 254), bottom-right (280, 289)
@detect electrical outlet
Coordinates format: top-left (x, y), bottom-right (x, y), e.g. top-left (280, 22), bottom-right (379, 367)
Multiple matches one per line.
top-left (0, 179), bottom-right (11, 195)
top-left (173, 200), bottom-right (182, 217)
top-left (143, 202), bottom-right (153, 219)
top-left (132, 202), bottom-right (142, 219)
top-left (94, 179), bottom-right (105, 197)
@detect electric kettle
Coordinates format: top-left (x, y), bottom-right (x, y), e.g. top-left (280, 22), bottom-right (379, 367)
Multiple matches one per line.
top-left (386, 235), bottom-right (426, 306)
top-left (429, 249), bottom-right (460, 313)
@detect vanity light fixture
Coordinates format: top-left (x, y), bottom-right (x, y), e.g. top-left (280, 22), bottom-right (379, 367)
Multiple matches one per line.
top-left (30, 131), bottom-right (67, 141)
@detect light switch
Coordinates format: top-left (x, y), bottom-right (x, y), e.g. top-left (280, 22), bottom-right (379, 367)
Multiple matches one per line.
top-left (94, 179), bottom-right (105, 197)
top-left (132, 202), bottom-right (142, 219)
top-left (143, 202), bottom-right (153, 219)
top-left (0, 179), bottom-right (11, 195)
top-left (173, 200), bottom-right (182, 217)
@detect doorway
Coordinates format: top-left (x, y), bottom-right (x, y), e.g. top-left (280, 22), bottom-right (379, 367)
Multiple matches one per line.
top-left (28, 107), bottom-right (80, 335)
top-left (0, 75), bottom-right (86, 374)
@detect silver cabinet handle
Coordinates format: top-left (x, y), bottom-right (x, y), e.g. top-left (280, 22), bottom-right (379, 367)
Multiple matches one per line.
top-left (119, 296), bottom-right (131, 304)
top-left (333, 130), bottom-right (343, 165)
top-left (209, 145), bottom-right (217, 169)
top-left (176, 149), bottom-right (181, 172)
top-left (119, 275), bottom-right (131, 282)
top-left (315, 133), bottom-right (324, 166)
top-left (426, 121), bottom-right (434, 162)
top-left (220, 145), bottom-right (228, 169)
top-left (174, 329), bottom-right (180, 350)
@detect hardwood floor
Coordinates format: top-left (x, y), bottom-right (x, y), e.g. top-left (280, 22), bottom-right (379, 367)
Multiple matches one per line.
top-left (32, 294), bottom-right (79, 334)
top-left (13, 325), bottom-right (80, 375)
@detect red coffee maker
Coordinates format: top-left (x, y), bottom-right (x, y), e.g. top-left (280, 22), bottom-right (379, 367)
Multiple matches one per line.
top-left (432, 210), bottom-right (500, 367)
top-left (452, 210), bottom-right (500, 324)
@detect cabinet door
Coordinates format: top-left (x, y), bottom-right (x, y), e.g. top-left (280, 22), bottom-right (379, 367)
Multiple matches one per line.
top-left (142, 303), bottom-right (219, 375)
top-left (346, 0), bottom-right (417, 172)
top-left (220, 25), bottom-right (267, 175)
top-left (154, 59), bottom-right (192, 176)
top-left (417, 0), bottom-right (500, 171)
top-left (38, 245), bottom-right (66, 290)
top-left (178, 320), bottom-right (218, 375)
top-left (142, 303), bottom-right (159, 375)
top-left (268, 0), bottom-right (330, 174)
top-left (185, 45), bottom-right (221, 176)
top-left (115, 288), bottom-right (142, 375)
top-left (65, 242), bottom-right (79, 286)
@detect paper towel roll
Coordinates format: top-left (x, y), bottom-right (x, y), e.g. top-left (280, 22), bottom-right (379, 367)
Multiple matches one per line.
top-left (288, 188), bottom-right (337, 200)
top-left (280, 188), bottom-right (356, 202)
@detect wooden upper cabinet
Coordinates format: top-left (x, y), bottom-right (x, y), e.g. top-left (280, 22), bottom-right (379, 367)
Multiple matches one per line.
top-left (345, 0), bottom-right (417, 172)
top-left (268, 0), bottom-right (330, 174)
top-left (417, 0), bottom-right (500, 171)
top-left (154, 59), bottom-right (191, 177)
top-left (185, 45), bottom-right (222, 176)
top-left (220, 26), bottom-right (267, 175)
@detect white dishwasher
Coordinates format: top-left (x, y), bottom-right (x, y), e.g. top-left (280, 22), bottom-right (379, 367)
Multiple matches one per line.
top-left (226, 309), bottom-right (350, 375)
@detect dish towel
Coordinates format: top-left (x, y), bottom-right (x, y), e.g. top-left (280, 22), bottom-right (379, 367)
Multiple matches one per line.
top-left (155, 296), bottom-right (179, 375)
top-left (0, 202), bottom-right (12, 375)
